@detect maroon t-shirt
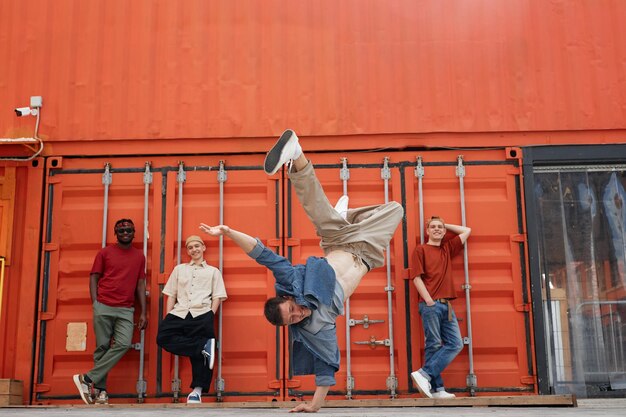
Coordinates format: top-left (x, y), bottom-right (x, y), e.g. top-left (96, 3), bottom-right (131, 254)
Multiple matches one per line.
top-left (91, 244), bottom-right (146, 307)
top-left (412, 235), bottom-right (463, 301)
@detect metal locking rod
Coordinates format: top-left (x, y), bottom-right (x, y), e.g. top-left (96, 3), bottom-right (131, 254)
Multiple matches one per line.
top-left (381, 157), bottom-right (397, 396)
top-left (137, 162), bottom-right (152, 402)
top-left (456, 155), bottom-right (477, 393)
top-left (339, 157), bottom-right (354, 399)
top-left (216, 161), bottom-right (227, 399)
top-left (171, 162), bottom-right (186, 401)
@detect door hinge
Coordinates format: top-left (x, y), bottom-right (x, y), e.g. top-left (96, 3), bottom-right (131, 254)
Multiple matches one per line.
top-left (268, 380), bottom-right (281, 389)
top-left (511, 234), bottom-right (526, 243)
top-left (40, 312), bottom-right (54, 320)
top-left (286, 379), bottom-right (301, 388)
top-left (34, 383), bottom-right (51, 393)
top-left (43, 243), bottom-right (59, 252)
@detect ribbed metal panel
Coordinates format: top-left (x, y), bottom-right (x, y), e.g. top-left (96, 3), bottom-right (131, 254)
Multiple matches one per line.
top-left (1, 1), bottom-right (626, 144)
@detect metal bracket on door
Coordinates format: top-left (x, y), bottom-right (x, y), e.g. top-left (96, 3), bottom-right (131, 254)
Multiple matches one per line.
top-left (354, 336), bottom-right (391, 348)
top-left (348, 315), bottom-right (384, 329)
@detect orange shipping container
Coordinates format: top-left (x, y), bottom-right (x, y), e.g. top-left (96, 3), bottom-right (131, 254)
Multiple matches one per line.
top-left (19, 148), bottom-right (533, 404)
top-left (1, 1), bottom-right (626, 156)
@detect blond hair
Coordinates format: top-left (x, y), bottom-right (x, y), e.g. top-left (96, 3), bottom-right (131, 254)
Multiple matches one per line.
top-left (426, 216), bottom-right (445, 228)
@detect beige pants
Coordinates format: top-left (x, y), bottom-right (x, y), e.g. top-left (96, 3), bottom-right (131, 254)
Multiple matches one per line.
top-left (288, 161), bottom-right (404, 270)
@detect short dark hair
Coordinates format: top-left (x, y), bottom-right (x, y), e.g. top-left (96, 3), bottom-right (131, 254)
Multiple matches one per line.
top-left (114, 218), bottom-right (135, 230)
top-left (264, 296), bottom-right (289, 326)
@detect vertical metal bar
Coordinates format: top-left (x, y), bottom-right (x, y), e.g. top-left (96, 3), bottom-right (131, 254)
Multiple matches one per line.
top-left (456, 155), bottom-right (477, 394)
top-left (339, 158), bottom-right (354, 399)
top-left (101, 163), bottom-right (112, 248)
top-left (216, 161), bottom-right (227, 400)
top-left (172, 162), bottom-right (185, 401)
top-left (407, 156), bottom-right (426, 390)
top-left (137, 162), bottom-right (152, 402)
top-left (609, 306), bottom-right (618, 374)
top-left (37, 182), bottom-right (55, 387)
top-left (583, 174), bottom-right (607, 375)
top-left (415, 157), bottom-right (425, 245)
top-left (381, 157), bottom-right (397, 397)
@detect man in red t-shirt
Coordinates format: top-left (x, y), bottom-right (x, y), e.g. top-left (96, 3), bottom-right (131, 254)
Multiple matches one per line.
top-left (410, 216), bottom-right (471, 399)
top-left (72, 218), bottom-right (147, 405)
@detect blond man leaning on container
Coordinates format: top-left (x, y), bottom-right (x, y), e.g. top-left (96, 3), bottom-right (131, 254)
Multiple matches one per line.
top-left (156, 235), bottom-right (227, 404)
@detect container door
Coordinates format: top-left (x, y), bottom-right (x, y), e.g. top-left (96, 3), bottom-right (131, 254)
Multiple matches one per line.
top-left (33, 155), bottom-right (284, 403)
top-left (282, 148), bottom-right (535, 398)
top-left (34, 156), bottom-right (159, 402)
top-left (0, 166), bottom-right (16, 372)
top-left (284, 153), bottom-right (407, 399)
top-left (400, 148), bottom-right (535, 395)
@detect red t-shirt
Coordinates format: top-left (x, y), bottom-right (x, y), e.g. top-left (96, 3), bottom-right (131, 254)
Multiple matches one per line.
top-left (412, 235), bottom-right (463, 301)
top-left (91, 245), bottom-right (146, 307)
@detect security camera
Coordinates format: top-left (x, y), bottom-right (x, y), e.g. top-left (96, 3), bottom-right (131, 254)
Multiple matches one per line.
top-left (15, 107), bottom-right (34, 117)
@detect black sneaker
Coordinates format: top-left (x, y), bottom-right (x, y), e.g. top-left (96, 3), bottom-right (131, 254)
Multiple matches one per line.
top-left (201, 338), bottom-right (215, 370)
top-left (263, 129), bottom-right (302, 175)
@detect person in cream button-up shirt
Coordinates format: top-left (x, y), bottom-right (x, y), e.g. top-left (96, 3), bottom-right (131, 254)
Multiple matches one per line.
top-left (156, 235), bottom-right (227, 404)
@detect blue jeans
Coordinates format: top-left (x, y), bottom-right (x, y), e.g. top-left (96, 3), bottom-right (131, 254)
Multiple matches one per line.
top-left (418, 301), bottom-right (463, 391)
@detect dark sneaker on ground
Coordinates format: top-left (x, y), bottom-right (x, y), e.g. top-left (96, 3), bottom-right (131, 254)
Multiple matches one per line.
top-left (201, 338), bottom-right (216, 370)
top-left (72, 374), bottom-right (94, 404)
top-left (94, 389), bottom-right (109, 404)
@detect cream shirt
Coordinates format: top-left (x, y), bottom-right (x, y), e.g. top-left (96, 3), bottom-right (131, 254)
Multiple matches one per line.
top-left (163, 260), bottom-right (227, 319)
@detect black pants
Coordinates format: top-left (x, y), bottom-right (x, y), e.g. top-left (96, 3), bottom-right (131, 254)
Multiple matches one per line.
top-left (156, 310), bottom-right (215, 391)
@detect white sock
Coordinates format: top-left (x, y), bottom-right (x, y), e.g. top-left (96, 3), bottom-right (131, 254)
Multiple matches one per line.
top-left (193, 387), bottom-right (202, 396)
top-left (292, 142), bottom-right (303, 160)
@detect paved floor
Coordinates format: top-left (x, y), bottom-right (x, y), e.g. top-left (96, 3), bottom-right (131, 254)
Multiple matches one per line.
top-left (1, 399), bottom-right (625, 417)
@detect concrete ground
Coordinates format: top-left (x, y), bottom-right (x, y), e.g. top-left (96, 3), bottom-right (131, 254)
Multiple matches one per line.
top-left (1, 399), bottom-right (625, 417)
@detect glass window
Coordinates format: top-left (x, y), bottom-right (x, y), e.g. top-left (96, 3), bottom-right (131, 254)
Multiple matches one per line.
top-left (533, 167), bottom-right (626, 397)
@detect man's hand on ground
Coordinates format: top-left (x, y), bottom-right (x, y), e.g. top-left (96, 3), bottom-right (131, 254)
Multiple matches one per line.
top-left (289, 402), bottom-right (320, 413)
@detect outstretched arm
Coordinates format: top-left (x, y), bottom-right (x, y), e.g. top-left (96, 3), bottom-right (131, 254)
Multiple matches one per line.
top-left (199, 223), bottom-right (257, 254)
top-left (445, 223), bottom-right (471, 244)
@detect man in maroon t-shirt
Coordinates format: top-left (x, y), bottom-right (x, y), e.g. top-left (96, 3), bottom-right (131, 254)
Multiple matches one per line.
top-left (72, 218), bottom-right (147, 405)
top-left (410, 216), bottom-right (471, 399)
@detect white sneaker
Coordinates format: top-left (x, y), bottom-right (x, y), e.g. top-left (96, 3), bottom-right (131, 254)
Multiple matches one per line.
top-left (187, 392), bottom-right (201, 404)
top-left (264, 129), bottom-right (303, 175)
top-left (334, 195), bottom-right (349, 220)
top-left (411, 370), bottom-right (432, 398)
top-left (201, 338), bottom-right (216, 370)
top-left (432, 390), bottom-right (456, 399)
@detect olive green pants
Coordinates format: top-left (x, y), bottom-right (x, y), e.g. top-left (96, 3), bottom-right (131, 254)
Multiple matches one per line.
top-left (86, 300), bottom-right (134, 389)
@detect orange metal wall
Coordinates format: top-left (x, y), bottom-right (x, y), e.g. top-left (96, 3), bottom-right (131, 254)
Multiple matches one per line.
top-left (2, 1), bottom-right (626, 152)
top-left (32, 155), bottom-right (283, 402)
top-left (0, 160), bottom-right (44, 391)
top-left (22, 147), bottom-right (533, 404)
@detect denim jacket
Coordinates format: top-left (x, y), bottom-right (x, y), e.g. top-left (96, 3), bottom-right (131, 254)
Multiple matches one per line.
top-left (248, 239), bottom-right (340, 386)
